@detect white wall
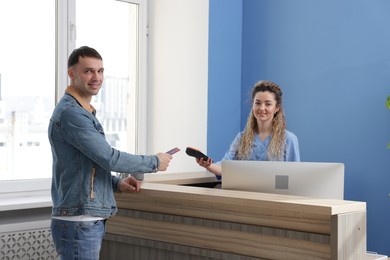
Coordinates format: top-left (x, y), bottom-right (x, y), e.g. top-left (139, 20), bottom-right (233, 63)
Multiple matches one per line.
top-left (147, 0), bottom-right (209, 173)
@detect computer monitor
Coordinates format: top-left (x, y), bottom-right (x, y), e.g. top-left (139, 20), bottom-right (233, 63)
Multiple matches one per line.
top-left (221, 160), bottom-right (344, 199)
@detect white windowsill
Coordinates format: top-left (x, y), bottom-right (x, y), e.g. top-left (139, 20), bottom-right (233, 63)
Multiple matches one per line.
top-left (0, 193), bottom-right (52, 212)
top-left (0, 178), bottom-right (52, 212)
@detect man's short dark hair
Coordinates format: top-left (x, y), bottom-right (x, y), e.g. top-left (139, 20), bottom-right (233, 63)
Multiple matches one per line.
top-left (67, 46), bottom-right (103, 68)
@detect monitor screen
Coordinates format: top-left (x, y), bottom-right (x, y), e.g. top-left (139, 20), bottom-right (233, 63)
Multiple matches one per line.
top-left (221, 160), bottom-right (344, 200)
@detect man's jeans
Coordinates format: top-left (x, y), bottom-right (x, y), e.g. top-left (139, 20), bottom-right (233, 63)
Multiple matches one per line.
top-left (51, 218), bottom-right (106, 260)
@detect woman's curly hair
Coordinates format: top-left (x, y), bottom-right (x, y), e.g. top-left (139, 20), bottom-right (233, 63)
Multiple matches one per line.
top-left (235, 80), bottom-right (286, 161)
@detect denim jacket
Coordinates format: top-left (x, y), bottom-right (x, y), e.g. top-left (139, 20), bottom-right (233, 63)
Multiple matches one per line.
top-left (48, 87), bottom-right (159, 218)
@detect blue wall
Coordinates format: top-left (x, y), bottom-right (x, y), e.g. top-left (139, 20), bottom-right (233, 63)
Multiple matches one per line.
top-left (208, 0), bottom-right (243, 159)
top-left (209, 0), bottom-right (390, 255)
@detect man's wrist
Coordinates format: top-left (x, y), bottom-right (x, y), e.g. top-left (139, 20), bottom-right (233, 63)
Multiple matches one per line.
top-left (153, 155), bottom-right (160, 172)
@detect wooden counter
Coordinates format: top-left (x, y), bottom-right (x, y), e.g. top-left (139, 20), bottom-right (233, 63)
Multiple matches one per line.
top-left (100, 172), bottom-right (366, 260)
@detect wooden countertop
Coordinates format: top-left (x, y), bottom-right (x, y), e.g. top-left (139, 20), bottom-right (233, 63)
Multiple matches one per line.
top-left (140, 171), bottom-right (365, 216)
top-left (143, 171), bottom-right (219, 185)
top-left (114, 171), bottom-right (366, 235)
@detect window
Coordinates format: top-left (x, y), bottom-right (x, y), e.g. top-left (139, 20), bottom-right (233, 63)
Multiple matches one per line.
top-left (0, 0), bottom-right (55, 181)
top-left (0, 0), bottom-right (147, 186)
top-left (74, 0), bottom-right (141, 153)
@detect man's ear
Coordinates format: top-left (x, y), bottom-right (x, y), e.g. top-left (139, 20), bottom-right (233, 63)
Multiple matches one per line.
top-left (68, 68), bottom-right (74, 80)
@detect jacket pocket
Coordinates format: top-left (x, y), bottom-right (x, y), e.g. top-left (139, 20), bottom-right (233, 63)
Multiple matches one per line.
top-left (90, 167), bottom-right (96, 200)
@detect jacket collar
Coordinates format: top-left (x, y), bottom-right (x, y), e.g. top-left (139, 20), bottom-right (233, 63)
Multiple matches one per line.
top-left (65, 85), bottom-right (96, 114)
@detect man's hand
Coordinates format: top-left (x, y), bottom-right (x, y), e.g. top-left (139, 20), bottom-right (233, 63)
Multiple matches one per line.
top-left (156, 153), bottom-right (172, 171)
top-left (118, 176), bottom-right (141, 193)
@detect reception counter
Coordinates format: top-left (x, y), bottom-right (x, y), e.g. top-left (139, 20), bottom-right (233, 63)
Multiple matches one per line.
top-left (100, 172), bottom-right (366, 260)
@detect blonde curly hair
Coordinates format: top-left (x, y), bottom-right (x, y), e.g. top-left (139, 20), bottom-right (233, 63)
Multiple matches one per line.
top-left (236, 80), bottom-right (286, 160)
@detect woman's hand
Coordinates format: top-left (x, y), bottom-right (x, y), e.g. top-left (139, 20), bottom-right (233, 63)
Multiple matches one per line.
top-left (196, 157), bottom-right (222, 176)
top-left (196, 157), bottom-right (213, 169)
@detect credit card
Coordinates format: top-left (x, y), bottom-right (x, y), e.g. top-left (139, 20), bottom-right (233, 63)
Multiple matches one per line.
top-left (166, 147), bottom-right (181, 155)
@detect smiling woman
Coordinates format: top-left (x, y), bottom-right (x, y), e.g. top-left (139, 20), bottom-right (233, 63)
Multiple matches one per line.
top-left (194, 80), bottom-right (300, 177)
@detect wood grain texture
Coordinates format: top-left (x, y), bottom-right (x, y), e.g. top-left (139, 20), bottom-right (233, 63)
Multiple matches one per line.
top-left (116, 182), bottom-right (365, 234)
top-left (107, 215), bottom-right (330, 260)
top-left (102, 173), bottom-right (367, 260)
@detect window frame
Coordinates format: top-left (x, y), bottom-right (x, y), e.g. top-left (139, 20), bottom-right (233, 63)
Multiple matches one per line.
top-left (0, 0), bottom-right (148, 198)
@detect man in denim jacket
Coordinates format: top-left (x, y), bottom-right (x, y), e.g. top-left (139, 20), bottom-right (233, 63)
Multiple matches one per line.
top-left (48, 46), bottom-right (172, 260)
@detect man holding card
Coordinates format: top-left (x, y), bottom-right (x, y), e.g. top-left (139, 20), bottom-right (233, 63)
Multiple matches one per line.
top-left (48, 46), bottom-right (172, 260)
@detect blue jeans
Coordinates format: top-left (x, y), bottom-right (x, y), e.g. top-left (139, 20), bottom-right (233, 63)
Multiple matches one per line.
top-left (50, 218), bottom-right (106, 260)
